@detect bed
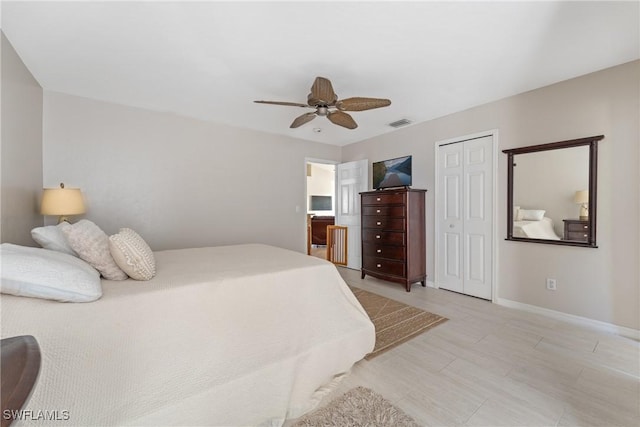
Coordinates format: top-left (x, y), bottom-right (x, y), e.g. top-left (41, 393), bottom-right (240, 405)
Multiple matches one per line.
top-left (1, 243), bottom-right (375, 426)
top-left (513, 217), bottom-right (561, 240)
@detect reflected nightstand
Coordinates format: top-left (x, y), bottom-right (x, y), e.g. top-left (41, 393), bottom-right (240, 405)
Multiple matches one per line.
top-left (563, 219), bottom-right (590, 242)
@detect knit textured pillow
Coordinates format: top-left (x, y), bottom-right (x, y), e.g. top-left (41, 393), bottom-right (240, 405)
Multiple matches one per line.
top-left (109, 228), bottom-right (156, 281)
top-left (60, 220), bottom-right (128, 281)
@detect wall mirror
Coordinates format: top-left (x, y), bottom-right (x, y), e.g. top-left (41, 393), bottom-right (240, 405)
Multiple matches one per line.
top-left (503, 135), bottom-right (603, 247)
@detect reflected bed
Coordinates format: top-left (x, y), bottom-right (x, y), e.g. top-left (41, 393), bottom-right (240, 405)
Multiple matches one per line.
top-left (513, 217), bottom-right (561, 240)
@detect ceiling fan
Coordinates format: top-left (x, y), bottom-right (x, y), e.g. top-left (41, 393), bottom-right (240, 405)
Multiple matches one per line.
top-left (254, 77), bottom-right (391, 129)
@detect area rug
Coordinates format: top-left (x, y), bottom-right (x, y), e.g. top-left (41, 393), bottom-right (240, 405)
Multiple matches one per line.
top-left (292, 386), bottom-right (419, 427)
top-left (350, 287), bottom-right (447, 359)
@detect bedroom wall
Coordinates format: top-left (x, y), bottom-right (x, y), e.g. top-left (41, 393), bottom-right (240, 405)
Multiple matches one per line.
top-left (0, 33), bottom-right (43, 246)
top-left (342, 60), bottom-right (640, 332)
top-left (42, 92), bottom-right (341, 253)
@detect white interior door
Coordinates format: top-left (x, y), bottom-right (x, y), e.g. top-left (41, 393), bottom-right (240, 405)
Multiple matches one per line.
top-left (336, 159), bottom-right (368, 270)
top-left (437, 136), bottom-right (494, 300)
top-left (438, 143), bottom-right (464, 293)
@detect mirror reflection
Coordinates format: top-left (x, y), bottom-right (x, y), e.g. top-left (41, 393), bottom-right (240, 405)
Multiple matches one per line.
top-left (504, 135), bottom-right (603, 248)
top-left (513, 146), bottom-right (589, 242)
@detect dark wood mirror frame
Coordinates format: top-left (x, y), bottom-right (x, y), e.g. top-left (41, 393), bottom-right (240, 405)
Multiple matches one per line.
top-left (503, 135), bottom-right (604, 248)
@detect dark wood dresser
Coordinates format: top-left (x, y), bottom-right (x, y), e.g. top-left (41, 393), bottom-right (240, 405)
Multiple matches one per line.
top-left (563, 219), bottom-right (590, 242)
top-left (310, 216), bottom-right (334, 245)
top-left (360, 188), bottom-right (427, 292)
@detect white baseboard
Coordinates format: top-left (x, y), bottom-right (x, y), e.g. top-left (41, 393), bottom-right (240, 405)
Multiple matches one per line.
top-left (495, 297), bottom-right (640, 341)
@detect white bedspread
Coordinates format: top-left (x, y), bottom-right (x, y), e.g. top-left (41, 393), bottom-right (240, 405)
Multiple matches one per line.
top-left (1, 244), bottom-right (375, 426)
top-left (513, 217), bottom-right (561, 240)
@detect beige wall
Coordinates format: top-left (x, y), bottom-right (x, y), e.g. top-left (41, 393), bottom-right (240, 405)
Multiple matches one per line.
top-left (42, 92), bottom-right (341, 252)
top-left (0, 33), bottom-right (43, 245)
top-left (342, 60), bottom-right (640, 331)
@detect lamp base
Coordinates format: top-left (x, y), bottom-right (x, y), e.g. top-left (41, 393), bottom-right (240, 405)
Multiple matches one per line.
top-left (579, 215), bottom-right (588, 221)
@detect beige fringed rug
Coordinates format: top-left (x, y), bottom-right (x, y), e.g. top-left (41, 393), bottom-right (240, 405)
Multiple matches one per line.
top-left (350, 287), bottom-right (448, 359)
top-left (292, 386), bottom-right (419, 427)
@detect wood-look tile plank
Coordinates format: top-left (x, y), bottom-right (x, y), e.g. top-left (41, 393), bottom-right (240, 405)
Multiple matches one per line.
top-left (296, 267), bottom-right (640, 427)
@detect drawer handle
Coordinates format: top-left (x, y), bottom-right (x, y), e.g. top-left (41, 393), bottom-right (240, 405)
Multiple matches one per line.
top-left (583, 234), bottom-right (588, 237)
top-left (376, 197), bottom-right (381, 201)
top-left (376, 221), bottom-right (382, 226)
top-left (376, 249), bottom-right (382, 253)
top-left (376, 264), bottom-right (381, 268)
top-left (375, 235), bottom-right (381, 239)
top-left (376, 209), bottom-right (381, 213)
top-left (583, 226), bottom-right (588, 229)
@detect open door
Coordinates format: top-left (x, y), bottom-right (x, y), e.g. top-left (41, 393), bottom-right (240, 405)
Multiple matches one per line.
top-left (335, 159), bottom-right (368, 270)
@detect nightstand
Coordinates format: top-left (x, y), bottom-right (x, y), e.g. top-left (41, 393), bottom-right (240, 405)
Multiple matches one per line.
top-left (563, 219), bottom-right (590, 242)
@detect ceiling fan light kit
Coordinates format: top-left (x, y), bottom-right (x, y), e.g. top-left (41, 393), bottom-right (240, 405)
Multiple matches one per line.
top-left (254, 77), bottom-right (391, 130)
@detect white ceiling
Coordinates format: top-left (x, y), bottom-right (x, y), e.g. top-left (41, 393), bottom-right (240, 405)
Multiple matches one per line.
top-left (2, 1), bottom-right (638, 146)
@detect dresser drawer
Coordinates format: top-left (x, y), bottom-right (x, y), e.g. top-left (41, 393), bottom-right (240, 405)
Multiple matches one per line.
top-left (362, 205), bottom-right (405, 217)
top-left (362, 217), bottom-right (405, 230)
top-left (566, 231), bottom-right (589, 241)
top-left (362, 193), bottom-right (405, 206)
top-left (363, 245), bottom-right (405, 261)
top-left (363, 256), bottom-right (406, 278)
top-left (362, 230), bottom-right (405, 246)
top-left (566, 222), bottom-right (590, 232)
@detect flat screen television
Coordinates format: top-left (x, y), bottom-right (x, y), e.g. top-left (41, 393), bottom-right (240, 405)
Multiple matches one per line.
top-left (310, 195), bottom-right (332, 211)
top-left (372, 155), bottom-right (412, 189)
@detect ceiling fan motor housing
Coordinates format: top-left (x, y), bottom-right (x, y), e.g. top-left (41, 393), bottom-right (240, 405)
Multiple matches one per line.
top-left (316, 106), bottom-right (329, 117)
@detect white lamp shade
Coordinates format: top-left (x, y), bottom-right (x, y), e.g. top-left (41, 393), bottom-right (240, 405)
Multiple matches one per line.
top-left (573, 190), bottom-right (588, 204)
top-left (40, 188), bottom-right (86, 215)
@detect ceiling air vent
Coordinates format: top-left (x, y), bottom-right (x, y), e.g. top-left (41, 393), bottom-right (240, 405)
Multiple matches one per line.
top-left (388, 118), bottom-right (412, 128)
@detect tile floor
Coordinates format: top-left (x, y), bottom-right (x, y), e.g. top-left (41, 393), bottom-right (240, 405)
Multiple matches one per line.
top-left (303, 267), bottom-right (640, 426)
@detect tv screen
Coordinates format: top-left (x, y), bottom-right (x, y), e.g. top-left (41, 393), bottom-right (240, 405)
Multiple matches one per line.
top-left (310, 195), bottom-right (332, 211)
top-left (372, 155), bottom-right (412, 189)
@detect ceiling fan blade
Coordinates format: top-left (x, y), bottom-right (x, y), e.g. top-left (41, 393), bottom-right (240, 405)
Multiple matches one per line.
top-left (327, 111), bottom-right (358, 129)
top-left (290, 112), bottom-right (317, 128)
top-left (308, 77), bottom-right (338, 106)
top-left (336, 97), bottom-right (392, 111)
top-left (254, 100), bottom-right (310, 108)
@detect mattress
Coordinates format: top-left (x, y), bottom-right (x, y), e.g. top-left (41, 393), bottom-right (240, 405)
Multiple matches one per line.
top-left (1, 244), bottom-right (375, 426)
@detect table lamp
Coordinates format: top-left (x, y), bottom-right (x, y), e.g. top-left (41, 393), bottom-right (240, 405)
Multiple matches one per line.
top-left (40, 183), bottom-right (86, 223)
top-left (573, 190), bottom-right (588, 221)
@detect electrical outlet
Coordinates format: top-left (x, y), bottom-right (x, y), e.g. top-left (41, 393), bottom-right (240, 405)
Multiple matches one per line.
top-left (546, 278), bottom-right (557, 291)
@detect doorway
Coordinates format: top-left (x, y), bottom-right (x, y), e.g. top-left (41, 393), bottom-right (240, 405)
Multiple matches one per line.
top-left (435, 132), bottom-right (497, 300)
top-left (306, 161), bottom-right (336, 260)
top-left (304, 158), bottom-right (367, 269)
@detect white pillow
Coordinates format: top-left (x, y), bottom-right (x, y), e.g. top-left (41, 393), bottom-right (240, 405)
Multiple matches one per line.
top-left (513, 206), bottom-right (522, 221)
top-left (60, 220), bottom-right (128, 281)
top-left (109, 228), bottom-right (156, 281)
top-left (0, 243), bottom-right (102, 302)
top-left (31, 224), bottom-right (78, 256)
top-left (520, 209), bottom-right (546, 221)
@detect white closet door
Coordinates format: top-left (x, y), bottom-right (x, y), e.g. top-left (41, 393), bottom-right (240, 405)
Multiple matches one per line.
top-left (438, 136), bottom-right (493, 300)
top-left (462, 136), bottom-right (493, 299)
top-left (438, 143), bottom-right (464, 293)
top-left (336, 159), bottom-right (368, 270)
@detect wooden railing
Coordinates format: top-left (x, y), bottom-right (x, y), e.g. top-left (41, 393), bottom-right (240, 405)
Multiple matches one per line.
top-left (326, 225), bottom-right (348, 266)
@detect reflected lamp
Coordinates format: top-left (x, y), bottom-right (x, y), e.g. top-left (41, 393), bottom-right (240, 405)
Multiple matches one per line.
top-left (573, 190), bottom-right (589, 221)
